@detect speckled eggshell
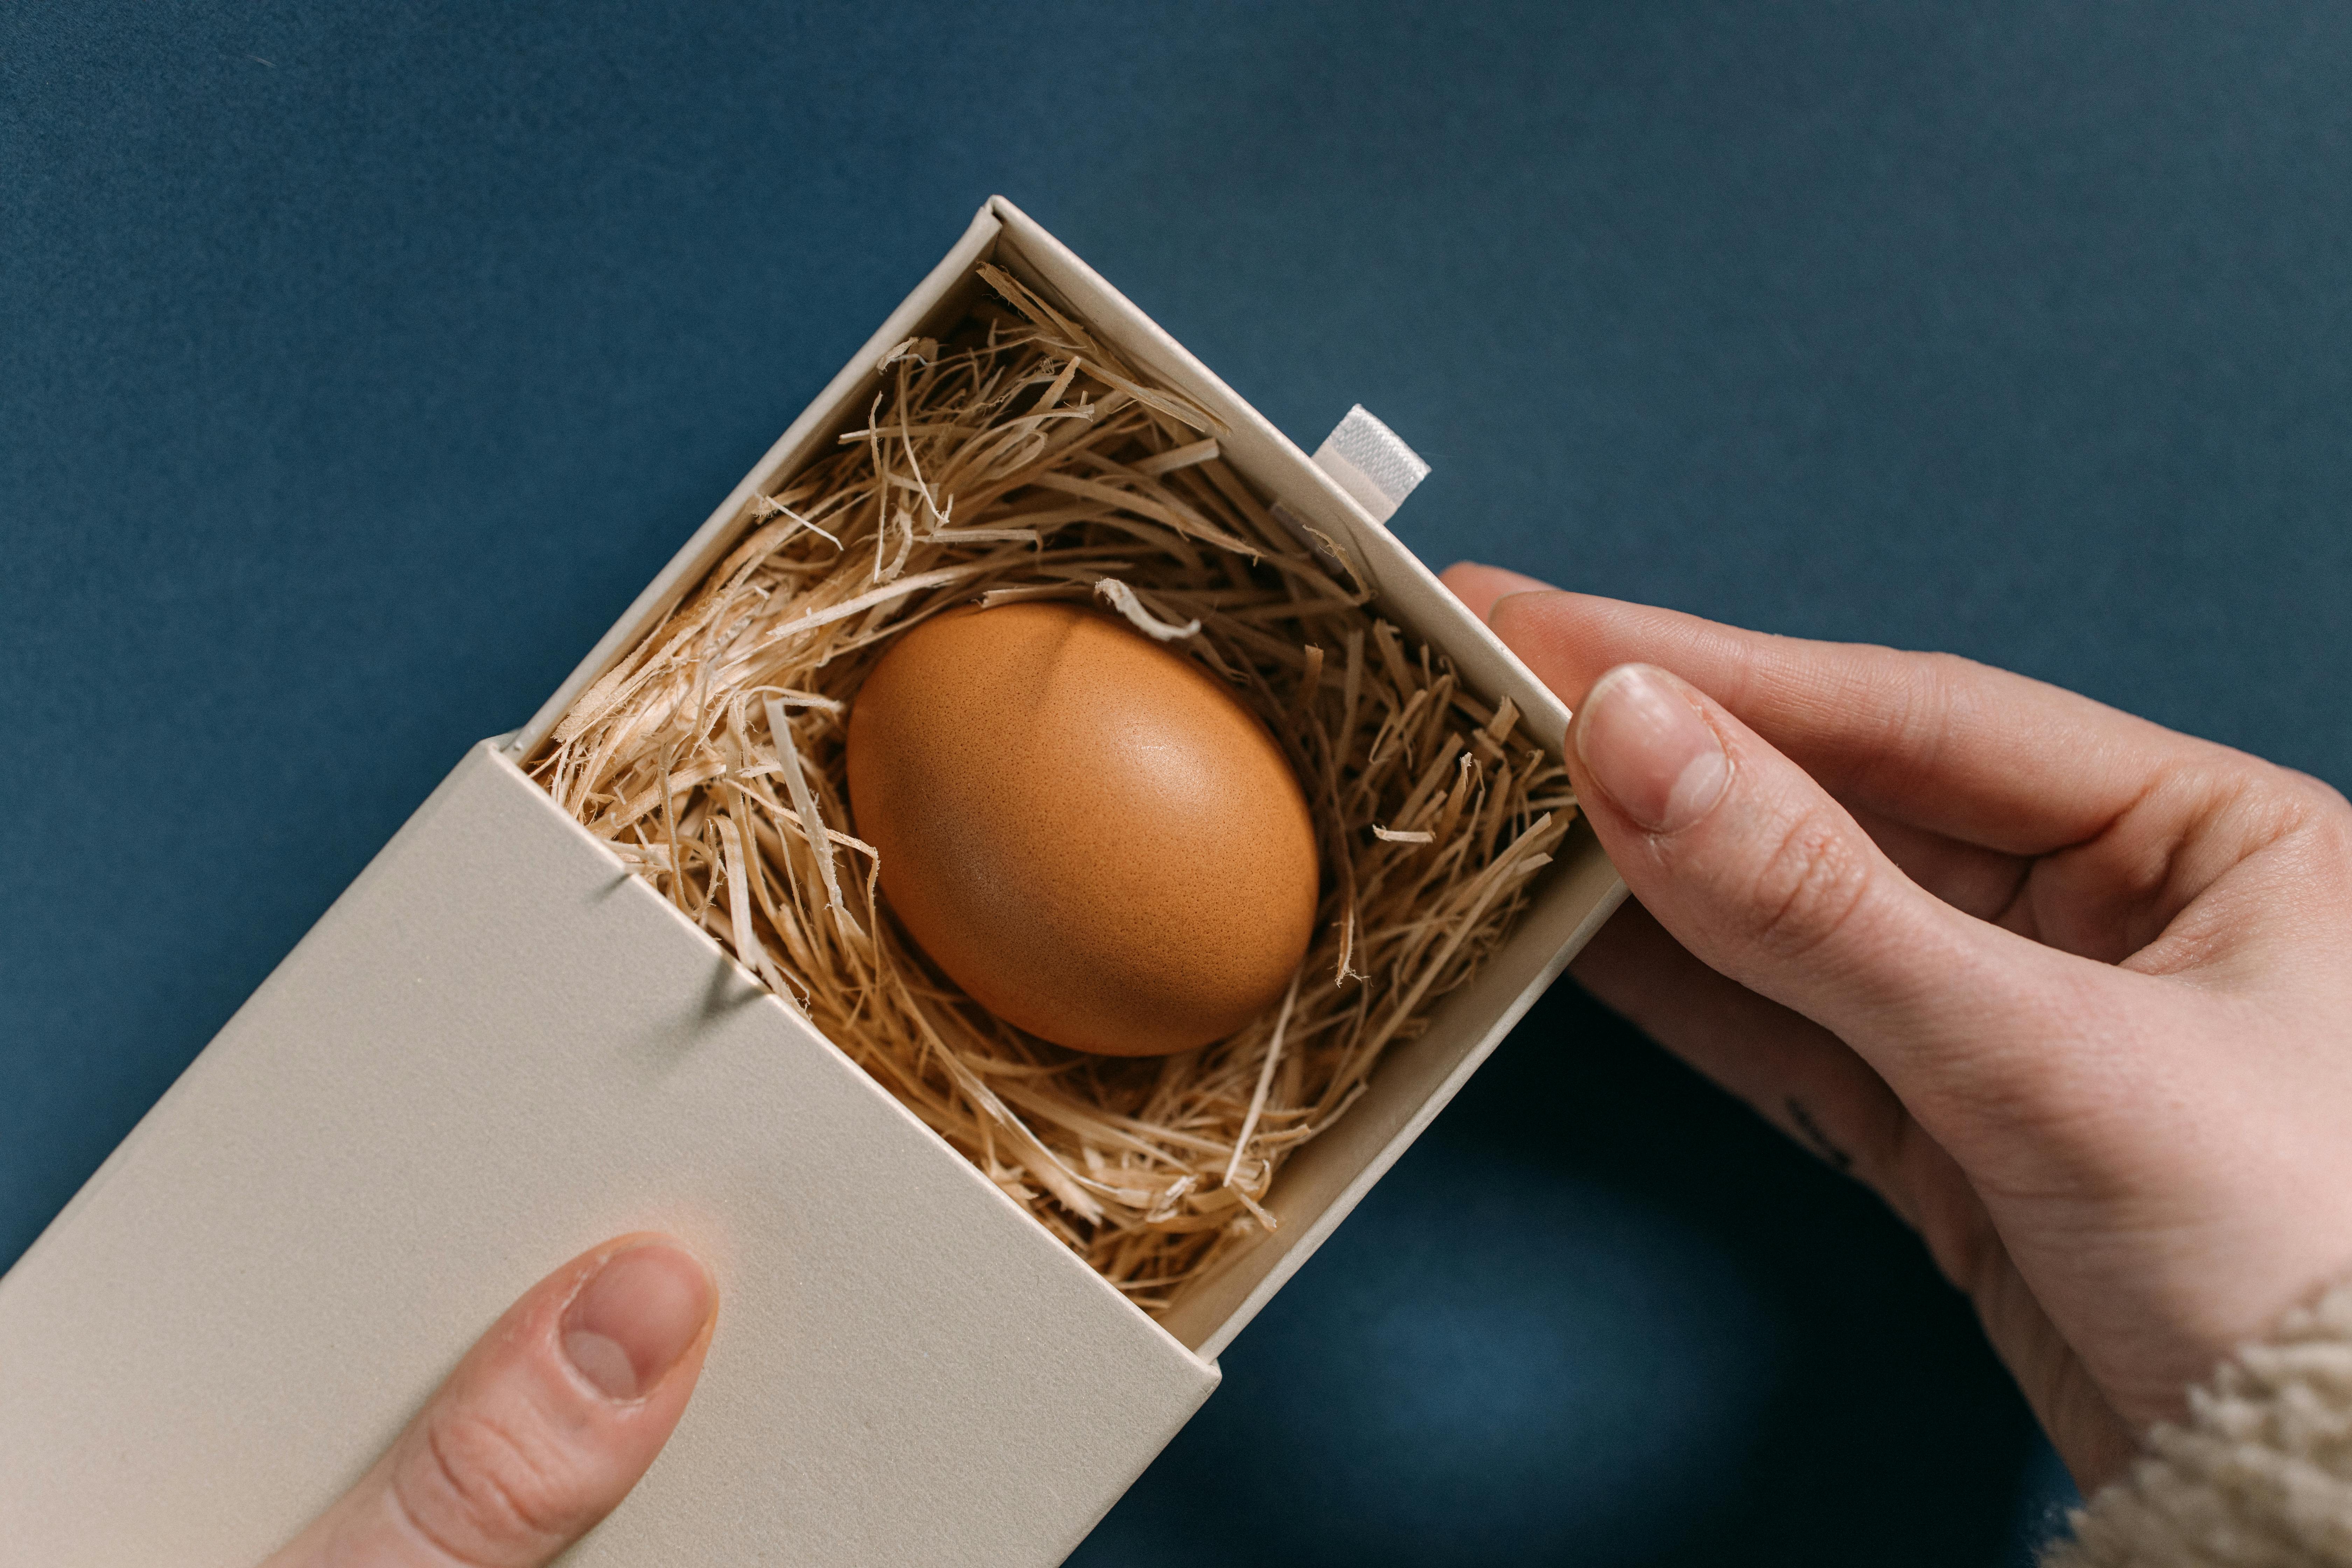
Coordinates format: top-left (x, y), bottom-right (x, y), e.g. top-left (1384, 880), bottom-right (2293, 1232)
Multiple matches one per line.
top-left (845, 601), bottom-right (1320, 1057)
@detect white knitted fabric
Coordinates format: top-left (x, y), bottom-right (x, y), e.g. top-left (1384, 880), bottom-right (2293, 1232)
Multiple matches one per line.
top-left (2045, 1281), bottom-right (2352, 1566)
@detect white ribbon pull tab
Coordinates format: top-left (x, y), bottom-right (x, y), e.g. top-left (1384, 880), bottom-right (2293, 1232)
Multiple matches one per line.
top-left (1311, 404), bottom-right (1430, 525)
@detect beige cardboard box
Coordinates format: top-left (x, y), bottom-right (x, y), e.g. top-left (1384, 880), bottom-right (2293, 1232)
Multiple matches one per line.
top-left (0, 198), bottom-right (1627, 1566)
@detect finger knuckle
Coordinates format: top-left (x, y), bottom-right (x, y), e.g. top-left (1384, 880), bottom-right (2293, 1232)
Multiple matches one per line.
top-left (2181, 759), bottom-right (2352, 891)
top-left (1898, 651), bottom-right (1982, 729)
top-left (394, 1404), bottom-right (585, 1566)
top-left (2281, 768), bottom-right (2352, 835)
top-left (1835, 650), bottom-right (1980, 794)
top-left (1744, 805), bottom-right (1875, 962)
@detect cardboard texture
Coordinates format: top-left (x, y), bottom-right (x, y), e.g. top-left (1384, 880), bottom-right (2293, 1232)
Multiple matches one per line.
top-left (0, 744), bottom-right (1217, 1565)
top-left (0, 198), bottom-right (1626, 1565)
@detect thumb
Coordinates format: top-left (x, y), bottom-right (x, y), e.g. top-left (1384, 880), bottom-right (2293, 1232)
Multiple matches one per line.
top-left (264, 1235), bottom-right (716, 1568)
top-left (1565, 659), bottom-right (2051, 1101)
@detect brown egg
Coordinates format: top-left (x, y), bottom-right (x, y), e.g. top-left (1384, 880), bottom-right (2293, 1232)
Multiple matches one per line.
top-left (845, 601), bottom-right (1320, 1057)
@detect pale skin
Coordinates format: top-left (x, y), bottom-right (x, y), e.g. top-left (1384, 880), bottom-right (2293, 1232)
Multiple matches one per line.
top-left (262, 574), bottom-right (2352, 1562)
top-left (260, 1235), bottom-right (715, 1568)
top-left (1443, 563), bottom-right (2352, 1489)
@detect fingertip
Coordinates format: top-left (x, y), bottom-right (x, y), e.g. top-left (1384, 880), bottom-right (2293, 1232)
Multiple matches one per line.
top-left (1483, 587), bottom-right (1659, 710)
top-left (1570, 663), bottom-right (1731, 835)
top-left (1438, 561), bottom-right (1557, 622)
top-left (561, 1237), bottom-right (716, 1402)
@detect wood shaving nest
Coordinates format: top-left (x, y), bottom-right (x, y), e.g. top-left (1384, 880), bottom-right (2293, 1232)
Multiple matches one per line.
top-left (527, 265), bottom-right (1577, 1314)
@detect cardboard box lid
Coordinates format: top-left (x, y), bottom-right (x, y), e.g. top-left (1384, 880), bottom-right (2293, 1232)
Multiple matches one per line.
top-left (0, 743), bottom-right (1217, 1565)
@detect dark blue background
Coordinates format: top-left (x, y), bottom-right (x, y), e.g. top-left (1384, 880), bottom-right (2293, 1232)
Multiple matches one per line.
top-left (7, 3), bottom-right (2348, 1563)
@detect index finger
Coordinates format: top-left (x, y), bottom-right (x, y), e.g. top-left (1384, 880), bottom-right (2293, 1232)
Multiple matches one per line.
top-left (1447, 566), bottom-right (2196, 856)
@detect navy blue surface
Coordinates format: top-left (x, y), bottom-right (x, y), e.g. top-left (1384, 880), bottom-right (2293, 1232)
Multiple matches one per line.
top-left (8, 3), bottom-right (2350, 1562)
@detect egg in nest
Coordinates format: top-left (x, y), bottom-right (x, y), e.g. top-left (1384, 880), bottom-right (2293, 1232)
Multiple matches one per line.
top-left (845, 601), bottom-right (1320, 1057)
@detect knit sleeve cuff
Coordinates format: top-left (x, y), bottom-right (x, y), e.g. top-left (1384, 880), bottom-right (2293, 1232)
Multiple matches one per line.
top-left (2044, 1280), bottom-right (2352, 1567)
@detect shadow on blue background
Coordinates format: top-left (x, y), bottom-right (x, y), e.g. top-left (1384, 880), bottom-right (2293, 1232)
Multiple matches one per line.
top-left (9, 1), bottom-right (2350, 1561)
